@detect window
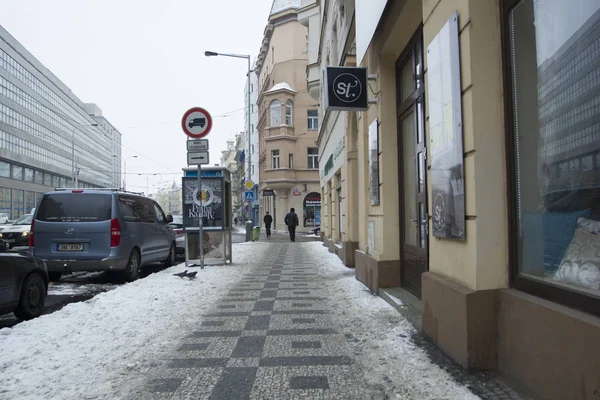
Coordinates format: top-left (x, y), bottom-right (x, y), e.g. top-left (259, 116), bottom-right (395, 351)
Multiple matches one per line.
top-left (153, 202), bottom-right (167, 222)
top-left (272, 150), bottom-right (280, 169)
top-left (285, 100), bottom-right (293, 125)
top-left (308, 147), bottom-right (319, 169)
top-left (251, 165), bottom-right (255, 175)
top-left (270, 100), bottom-right (281, 126)
top-left (24, 168), bottom-right (34, 182)
top-left (251, 145), bottom-right (255, 154)
top-left (43, 173), bottom-right (51, 186)
top-left (37, 193), bottom-right (112, 222)
top-left (34, 170), bottom-right (43, 185)
top-left (251, 124), bottom-right (254, 133)
top-left (0, 160), bottom-right (9, 178)
top-left (117, 195), bottom-right (154, 223)
top-left (303, 192), bottom-right (321, 227)
top-left (11, 164), bottom-right (23, 180)
top-left (289, 153), bottom-right (294, 169)
top-left (505, 0), bottom-right (600, 316)
top-left (308, 110), bottom-right (319, 130)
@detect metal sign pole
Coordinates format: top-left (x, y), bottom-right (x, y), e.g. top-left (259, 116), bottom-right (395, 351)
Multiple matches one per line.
top-left (198, 164), bottom-right (204, 269)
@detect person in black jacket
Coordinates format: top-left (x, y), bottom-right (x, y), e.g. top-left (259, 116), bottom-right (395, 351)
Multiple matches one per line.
top-left (263, 211), bottom-right (273, 238)
top-left (284, 207), bottom-right (299, 242)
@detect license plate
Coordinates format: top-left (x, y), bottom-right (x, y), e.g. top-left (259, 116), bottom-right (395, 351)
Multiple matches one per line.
top-left (57, 244), bottom-right (84, 252)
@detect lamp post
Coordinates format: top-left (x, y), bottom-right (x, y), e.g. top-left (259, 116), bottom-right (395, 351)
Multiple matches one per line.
top-left (123, 156), bottom-right (138, 190)
top-left (72, 123), bottom-right (99, 187)
top-left (205, 50), bottom-right (253, 222)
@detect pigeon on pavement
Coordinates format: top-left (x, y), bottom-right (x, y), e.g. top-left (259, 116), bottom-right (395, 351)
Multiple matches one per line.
top-left (186, 271), bottom-right (198, 279)
top-left (173, 270), bottom-right (187, 278)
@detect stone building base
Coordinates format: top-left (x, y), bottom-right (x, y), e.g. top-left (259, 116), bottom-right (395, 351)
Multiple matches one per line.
top-left (422, 271), bottom-right (600, 399)
top-left (354, 250), bottom-right (401, 294)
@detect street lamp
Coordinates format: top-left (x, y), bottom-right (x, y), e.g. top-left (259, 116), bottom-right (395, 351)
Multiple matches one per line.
top-left (205, 50), bottom-right (253, 222)
top-left (72, 123), bottom-right (99, 187)
top-left (123, 156), bottom-right (138, 190)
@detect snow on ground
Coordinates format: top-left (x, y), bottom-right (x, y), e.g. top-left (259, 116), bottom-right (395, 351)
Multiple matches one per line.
top-left (0, 242), bottom-right (270, 400)
top-left (304, 242), bottom-right (479, 400)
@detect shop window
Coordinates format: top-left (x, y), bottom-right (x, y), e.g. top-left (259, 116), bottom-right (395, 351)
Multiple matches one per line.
top-left (308, 147), bottom-right (319, 169)
top-left (272, 150), bottom-right (280, 169)
top-left (303, 192), bottom-right (321, 227)
top-left (270, 100), bottom-right (281, 127)
top-left (11, 189), bottom-right (23, 218)
top-left (0, 160), bottom-right (9, 178)
top-left (0, 187), bottom-right (11, 217)
top-left (285, 100), bottom-right (293, 126)
top-left (307, 110), bottom-right (319, 130)
top-left (505, 0), bottom-right (600, 315)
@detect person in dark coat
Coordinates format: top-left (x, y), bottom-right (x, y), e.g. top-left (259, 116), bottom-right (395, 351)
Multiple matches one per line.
top-left (284, 207), bottom-right (299, 242)
top-left (263, 211), bottom-right (273, 238)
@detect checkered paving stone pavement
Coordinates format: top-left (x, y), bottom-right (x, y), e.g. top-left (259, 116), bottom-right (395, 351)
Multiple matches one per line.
top-left (129, 244), bottom-right (384, 400)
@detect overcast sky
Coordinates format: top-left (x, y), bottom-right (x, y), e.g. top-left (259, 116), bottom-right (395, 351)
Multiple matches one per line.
top-left (0, 0), bottom-right (273, 193)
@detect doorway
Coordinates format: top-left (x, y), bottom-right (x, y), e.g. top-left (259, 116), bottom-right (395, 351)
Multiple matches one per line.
top-left (396, 27), bottom-right (428, 299)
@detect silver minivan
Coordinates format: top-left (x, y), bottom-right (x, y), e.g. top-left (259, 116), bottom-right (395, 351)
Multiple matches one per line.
top-left (31, 189), bottom-right (177, 282)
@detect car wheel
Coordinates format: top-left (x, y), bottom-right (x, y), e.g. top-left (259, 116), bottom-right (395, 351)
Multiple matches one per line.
top-left (164, 243), bottom-right (176, 267)
top-left (13, 273), bottom-right (47, 320)
top-left (122, 249), bottom-right (140, 282)
top-left (48, 271), bottom-right (62, 282)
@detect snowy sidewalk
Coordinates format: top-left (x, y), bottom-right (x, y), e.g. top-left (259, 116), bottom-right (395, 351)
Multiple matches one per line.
top-left (125, 242), bottom-right (479, 400)
top-left (0, 241), bottom-right (516, 399)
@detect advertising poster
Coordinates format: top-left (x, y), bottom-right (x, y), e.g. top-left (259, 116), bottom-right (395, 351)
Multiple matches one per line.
top-left (182, 177), bottom-right (223, 230)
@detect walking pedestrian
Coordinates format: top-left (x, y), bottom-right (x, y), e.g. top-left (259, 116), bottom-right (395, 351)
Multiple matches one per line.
top-left (234, 216), bottom-right (238, 226)
top-left (284, 207), bottom-right (299, 242)
top-left (263, 211), bottom-right (273, 239)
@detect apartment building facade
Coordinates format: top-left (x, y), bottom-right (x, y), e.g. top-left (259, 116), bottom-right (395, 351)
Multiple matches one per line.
top-left (305, 0), bottom-right (600, 399)
top-left (256, 0), bottom-right (321, 232)
top-left (0, 24), bottom-right (121, 219)
top-left (243, 64), bottom-right (259, 223)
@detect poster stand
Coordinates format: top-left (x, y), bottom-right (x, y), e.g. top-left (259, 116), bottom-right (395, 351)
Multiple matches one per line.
top-left (182, 166), bottom-right (232, 266)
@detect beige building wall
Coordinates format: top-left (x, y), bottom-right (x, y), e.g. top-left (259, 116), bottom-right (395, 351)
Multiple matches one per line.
top-left (256, 9), bottom-right (320, 233)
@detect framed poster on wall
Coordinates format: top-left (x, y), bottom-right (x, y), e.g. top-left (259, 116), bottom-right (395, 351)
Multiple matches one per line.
top-left (369, 119), bottom-right (380, 206)
top-left (427, 11), bottom-right (465, 240)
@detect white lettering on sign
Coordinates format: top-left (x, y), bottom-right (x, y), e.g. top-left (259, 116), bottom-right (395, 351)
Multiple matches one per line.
top-left (334, 136), bottom-right (345, 160)
top-left (189, 204), bottom-right (216, 220)
top-left (333, 73), bottom-right (363, 103)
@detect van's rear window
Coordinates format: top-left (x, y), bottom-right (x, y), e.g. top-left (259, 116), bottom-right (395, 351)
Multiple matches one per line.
top-left (36, 194), bottom-right (112, 222)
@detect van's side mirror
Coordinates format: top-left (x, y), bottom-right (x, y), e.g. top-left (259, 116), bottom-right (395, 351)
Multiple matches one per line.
top-left (166, 214), bottom-right (173, 223)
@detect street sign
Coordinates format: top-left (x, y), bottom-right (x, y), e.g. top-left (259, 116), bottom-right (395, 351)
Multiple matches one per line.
top-left (187, 139), bottom-right (209, 151)
top-left (182, 107), bottom-right (213, 139)
top-left (187, 151), bottom-right (210, 165)
top-left (244, 191), bottom-right (254, 201)
top-left (244, 180), bottom-right (255, 190)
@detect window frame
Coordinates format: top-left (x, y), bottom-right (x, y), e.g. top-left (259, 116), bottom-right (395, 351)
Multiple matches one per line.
top-left (307, 110), bottom-right (319, 130)
top-left (307, 147), bottom-right (319, 169)
top-left (270, 100), bottom-right (281, 127)
top-left (272, 149), bottom-right (280, 170)
top-left (285, 100), bottom-right (293, 126)
top-left (500, 0), bottom-right (600, 317)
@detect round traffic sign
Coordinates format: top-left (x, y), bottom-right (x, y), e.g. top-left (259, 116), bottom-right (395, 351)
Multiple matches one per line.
top-left (182, 107), bottom-right (213, 139)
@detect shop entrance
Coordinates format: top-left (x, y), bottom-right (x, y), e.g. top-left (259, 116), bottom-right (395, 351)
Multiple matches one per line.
top-left (396, 27), bottom-right (429, 299)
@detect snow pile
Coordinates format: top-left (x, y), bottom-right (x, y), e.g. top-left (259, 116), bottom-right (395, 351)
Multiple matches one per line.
top-left (305, 242), bottom-right (479, 400)
top-left (0, 242), bottom-right (271, 400)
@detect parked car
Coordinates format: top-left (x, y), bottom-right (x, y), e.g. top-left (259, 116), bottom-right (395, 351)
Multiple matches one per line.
top-left (0, 214), bottom-right (33, 248)
top-left (0, 248), bottom-right (48, 320)
top-left (0, 213), bottom-right (9, 224)
top-left (169, 222), bottom-right (185, 255)
top-left (31, 189), bottom-right (177, 282)
top-left (313, 225), bottom-right (320, 236)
